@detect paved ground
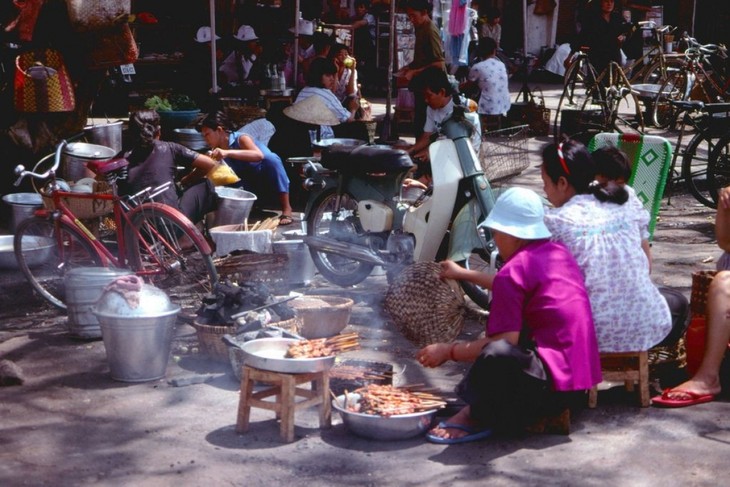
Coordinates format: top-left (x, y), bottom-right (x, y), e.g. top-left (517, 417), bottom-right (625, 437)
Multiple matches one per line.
top-left (1, 80), bottom-right (729, 486)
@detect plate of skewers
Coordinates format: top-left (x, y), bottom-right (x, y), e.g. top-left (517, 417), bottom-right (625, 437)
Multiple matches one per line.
top-left (239, 333), bottom-right (360, 373)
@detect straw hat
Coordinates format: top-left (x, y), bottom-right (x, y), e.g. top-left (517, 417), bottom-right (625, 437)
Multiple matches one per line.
top-left (234, 25), bottom-right (259, 42)
top-left (283, 96), bottom-right (342, 126)
top-left (194, 26), bottom-right (220, 43)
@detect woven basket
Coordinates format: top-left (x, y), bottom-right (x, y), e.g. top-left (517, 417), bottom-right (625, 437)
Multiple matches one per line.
top-left (192, 321), bottom-right (236, 363)
top-left (690, 270), bottom-right (718, 316)
top-left (384, 262), bottom-right (468, 347)
top-left (41, 181), bottom-right (113, 219)
top-left (649, 336), bottom-right (688, 368)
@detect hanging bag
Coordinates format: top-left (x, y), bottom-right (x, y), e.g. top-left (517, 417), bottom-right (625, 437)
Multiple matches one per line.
top-left (14, 49), bottom-right (76, 112)
top-left (86, 23), bottom-right (139, 69)
top-left (65, 0), bottom-right (131, 32)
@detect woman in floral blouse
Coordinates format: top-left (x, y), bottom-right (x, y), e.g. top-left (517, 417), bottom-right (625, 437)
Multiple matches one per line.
top-left (541, 140), bottom-right (688, 353)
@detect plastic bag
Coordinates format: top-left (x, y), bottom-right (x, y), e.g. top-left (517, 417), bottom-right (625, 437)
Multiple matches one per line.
top-left (207, 162), bottom-right (240, 186)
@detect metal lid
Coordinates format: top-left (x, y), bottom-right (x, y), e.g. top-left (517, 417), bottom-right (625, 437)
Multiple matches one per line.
top-left (63, 142), bottom-right (117, 160)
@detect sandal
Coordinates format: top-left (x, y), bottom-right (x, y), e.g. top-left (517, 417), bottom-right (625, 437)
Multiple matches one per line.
top-left (278, 214), bottom-right (294, 226)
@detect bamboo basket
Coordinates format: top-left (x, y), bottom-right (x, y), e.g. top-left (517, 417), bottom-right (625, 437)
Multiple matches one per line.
top-left (191, 321), bottom-right (236, 363)
top-left (41, 181), bottom-right (114, 219)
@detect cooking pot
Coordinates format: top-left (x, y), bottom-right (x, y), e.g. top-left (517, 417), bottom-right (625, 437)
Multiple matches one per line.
top-left (62, 142), bottom-right (117, 182)
top-left (84, 121), bottom-right (123, 153)
top-left (173, 128), bottom-right (208, 151)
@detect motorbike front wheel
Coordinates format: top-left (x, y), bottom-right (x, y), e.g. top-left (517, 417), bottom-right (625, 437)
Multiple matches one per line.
top-left (458, 248), bottom-right (494, 310)
top-left (307, 190), bottom-right (375, 287)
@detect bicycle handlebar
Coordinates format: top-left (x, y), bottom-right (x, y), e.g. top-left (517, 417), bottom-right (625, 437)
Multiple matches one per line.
top-left (14, 139), bottom-right (69, 187)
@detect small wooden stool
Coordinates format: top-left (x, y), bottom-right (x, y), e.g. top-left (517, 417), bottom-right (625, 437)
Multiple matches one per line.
top-left (588, 351), bottom-right (650, 408)
top-left (235, 365), bottom-right (331, 442)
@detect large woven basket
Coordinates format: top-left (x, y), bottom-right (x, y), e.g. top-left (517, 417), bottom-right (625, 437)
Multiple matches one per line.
top-left (690, 270), bottom-right (718, 316)
top-left (41, 180), bottom-right (113, 219)
top-left (384, 262), bottom-right (468, 347)
top-left (192, 321), bottom-right (236, 363)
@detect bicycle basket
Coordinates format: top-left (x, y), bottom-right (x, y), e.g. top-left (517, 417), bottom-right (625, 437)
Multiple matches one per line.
top-left (480, 124), bottom-right (530, 184)
top-left (41, 180), bottom-right (114, 219)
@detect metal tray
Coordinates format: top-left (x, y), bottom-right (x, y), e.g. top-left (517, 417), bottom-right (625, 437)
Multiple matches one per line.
top-left (240, 337), bottom-right (335, 373)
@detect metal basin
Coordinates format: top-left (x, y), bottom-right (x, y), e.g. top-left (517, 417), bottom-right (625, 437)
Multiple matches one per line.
top-left (240, 337), bottom-right (335, 373)
top-left (332, 392), bottom-right (438, 440)
top-left (173, 128), bottom-right (208, 151)
top-left (0, 234), bottom-right (53, 269)
top-left (631, 83), bottom-right (667, 99)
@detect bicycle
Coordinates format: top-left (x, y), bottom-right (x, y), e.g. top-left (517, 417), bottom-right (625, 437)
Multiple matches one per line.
top-left (652, 36), bottom-right (729, 129)
top-left (623, 22), bottom-right (683, 85)
top-left (554, 57), bottom-right (643, 140)
top-left (665, 100), bottom-right (730, 208)
top-left (12, 140), bottom-right (218, 311)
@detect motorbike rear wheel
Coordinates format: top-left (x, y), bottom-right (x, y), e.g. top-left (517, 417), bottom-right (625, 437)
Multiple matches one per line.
top-left (458, 248), bottom-right (494, 310)
top-left (307, 189), bottom-right (375, 287)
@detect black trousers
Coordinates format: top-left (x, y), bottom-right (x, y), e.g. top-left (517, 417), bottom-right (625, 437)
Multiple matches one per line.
top-left (456, 339), bottom-right (583, 434)
top-left (179, 178), bottom-right (218, 225)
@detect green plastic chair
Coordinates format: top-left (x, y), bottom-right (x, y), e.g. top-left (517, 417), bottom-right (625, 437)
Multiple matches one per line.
top-left (588, 133), bottom-right (673, 240)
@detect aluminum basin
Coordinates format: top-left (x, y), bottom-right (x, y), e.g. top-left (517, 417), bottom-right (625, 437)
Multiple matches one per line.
top-left (332, 392), bottom-right (438, 440)
top-left (0, 234), bottom-right (53, 269)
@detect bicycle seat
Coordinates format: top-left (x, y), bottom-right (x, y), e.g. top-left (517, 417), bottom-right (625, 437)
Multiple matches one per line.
top-left (87, 158), bottom-right (129, 175)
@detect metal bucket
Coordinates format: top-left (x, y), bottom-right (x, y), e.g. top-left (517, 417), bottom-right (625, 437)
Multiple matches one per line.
top-left (64, 267), bottom-right (134, 339)
top-left (84, 121), bottom-right (123, 153)
top-left (61, 142), bottom-right (117, 182)
top-left (273, 230), bottom-right (316, 286)
top-left (208, 187), bottom-right (257, 228)
top-left (2, 192), bottom-right (42, 232)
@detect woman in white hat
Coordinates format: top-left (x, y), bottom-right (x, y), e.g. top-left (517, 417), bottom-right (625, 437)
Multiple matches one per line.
top-left (416, 186), bottom-right (601, 443)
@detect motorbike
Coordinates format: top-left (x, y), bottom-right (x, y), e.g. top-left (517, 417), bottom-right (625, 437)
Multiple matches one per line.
top-left (301, 104), bottom-right (500, 307)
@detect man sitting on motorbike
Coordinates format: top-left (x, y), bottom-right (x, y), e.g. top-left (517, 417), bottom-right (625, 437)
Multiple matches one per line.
top-left (406, 67), bottom-right (481, 163)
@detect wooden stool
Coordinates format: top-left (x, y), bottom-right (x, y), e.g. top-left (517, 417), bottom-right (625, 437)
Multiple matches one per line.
top-left (588, 351), bottom-right (650, 408)
top-left (235, 365), bottom-right (331, 442)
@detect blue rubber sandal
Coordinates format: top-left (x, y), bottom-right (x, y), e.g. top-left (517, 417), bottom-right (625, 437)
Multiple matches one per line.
top-left (426, 421), bottom-right (493, 444)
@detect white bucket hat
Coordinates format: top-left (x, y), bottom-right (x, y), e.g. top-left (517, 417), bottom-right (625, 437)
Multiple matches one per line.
top-left (234, 25), bottom-right (259, 42)
top-left (482, 187), bottom-right (551, 240)
top-left (289, 19), bottom-right (315, 36)
top-left (194, 26), bottom-right (220, 43)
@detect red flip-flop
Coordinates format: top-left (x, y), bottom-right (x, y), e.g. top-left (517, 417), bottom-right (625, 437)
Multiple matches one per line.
top-left (652, 389), bottom-right (715, 408)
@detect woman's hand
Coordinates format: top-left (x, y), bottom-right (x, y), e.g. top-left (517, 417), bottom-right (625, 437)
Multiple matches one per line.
top-left (403, 178), bottom-right (428, 190)
top-left (719, 185), bottom-right (730, 210)
top-left (209, 148), bottom-right (226, 161)
top-left (415, 342), bottom-right (451, 368)
top-left (440, 259), bottom-right (466, 280)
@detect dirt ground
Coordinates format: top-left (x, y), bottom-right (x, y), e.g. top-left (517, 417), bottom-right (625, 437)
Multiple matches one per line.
top-left (2, 84), bottom-right (730, 486)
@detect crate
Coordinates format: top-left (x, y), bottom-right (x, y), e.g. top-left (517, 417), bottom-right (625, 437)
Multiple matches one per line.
top-left (479, 124), bottom-right (530, 184)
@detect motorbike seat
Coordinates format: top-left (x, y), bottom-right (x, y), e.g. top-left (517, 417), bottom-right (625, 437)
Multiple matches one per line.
top-left (321, 144), bottom-right (414, 174)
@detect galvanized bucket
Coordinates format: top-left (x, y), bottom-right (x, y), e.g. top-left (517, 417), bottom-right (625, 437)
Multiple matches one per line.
top-left (64, 267), bottom-right (134, 339)
top-left (273, 230), bottom-right (316, 286)
top-left (207, 187), bottom-right (257, 228)
top-left (2, 192), bottom-right (43, 232)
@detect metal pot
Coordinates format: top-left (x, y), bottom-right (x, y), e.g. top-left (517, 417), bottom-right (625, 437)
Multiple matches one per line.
top-left (173, 128), bottom-right (208, 151)
top-left (84, 121), bottom-right (123, 153)
top-left (62, 142), bottom-right (116, 182)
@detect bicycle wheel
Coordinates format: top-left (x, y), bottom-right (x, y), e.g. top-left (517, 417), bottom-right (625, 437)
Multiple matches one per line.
top-left (124, 204), bottom-right (217, 313)
top-left (554, 57), bottom-right (600, 139)
top-left (707, 135), bottom-right (730, 206)
top-left (642, 58), bottom-right (685, 85)
top-left (682, 131), bottom-right (719, 208)
top-left (14, 216), bottom-right (103, 309)
top-left (653, 70), bottom-right (689, 128)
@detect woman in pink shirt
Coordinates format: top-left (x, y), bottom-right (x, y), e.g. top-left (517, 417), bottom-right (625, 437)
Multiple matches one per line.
top-left (417, 187), bottom-right (601, 444)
